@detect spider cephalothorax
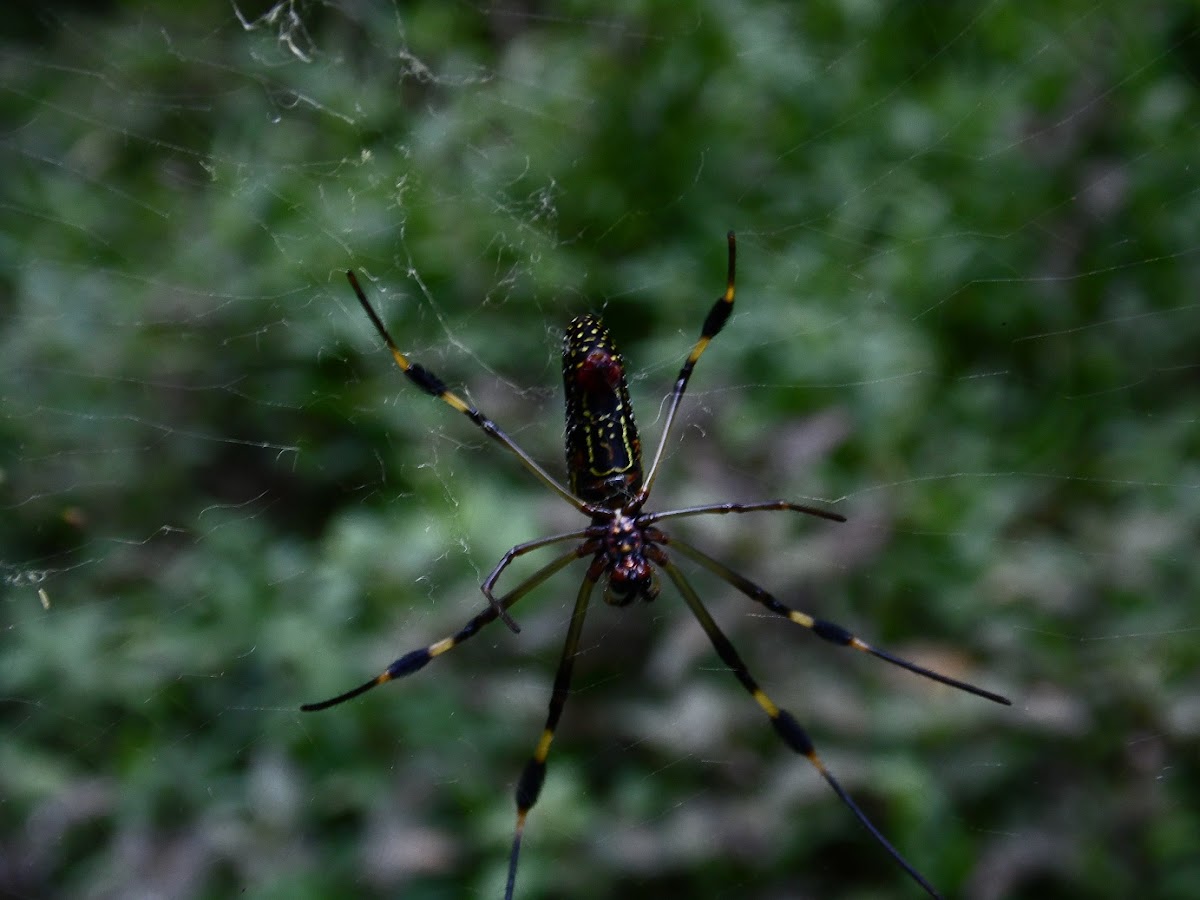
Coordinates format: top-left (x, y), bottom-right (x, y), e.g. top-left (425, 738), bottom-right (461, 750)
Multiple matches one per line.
top-left (593, 512), bottom-right (659, 605)
top-left (303, 234), bottom-right (1010, 900)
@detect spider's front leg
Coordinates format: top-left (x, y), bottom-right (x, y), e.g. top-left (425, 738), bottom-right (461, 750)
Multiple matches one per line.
top-left (504, 559), bottom-right (602, 900)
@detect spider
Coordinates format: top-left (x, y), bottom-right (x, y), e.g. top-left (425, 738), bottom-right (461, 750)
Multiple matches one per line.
top-left (302, 233), bottom-right (1011, 899)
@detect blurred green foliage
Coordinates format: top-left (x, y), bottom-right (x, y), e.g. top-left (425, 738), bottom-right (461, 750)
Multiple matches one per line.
top-left (2, 2), bottom-right (1199, 899)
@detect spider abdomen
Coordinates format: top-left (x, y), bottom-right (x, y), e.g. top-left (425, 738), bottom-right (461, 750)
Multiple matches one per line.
top-left (562, 314), bottom-right (643, 505)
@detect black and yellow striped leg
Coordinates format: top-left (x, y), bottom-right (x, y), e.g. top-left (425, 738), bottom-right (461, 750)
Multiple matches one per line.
top-left (641, 498), bottom-right (846, 527)
top-left (481, 529), bottom-right (598, 634)
top-left (661, 535), bottom-right (1011, 706)
top-left (654, 551), bottom-right (946, 900)
top-left (505, 561), bottom-right (600, 900)
top-left (300, 546), bottom-right (582, 713)
top-left (639, 231), bottom-right (737, 501)
top-left (344, 271), bottom-right (591, 519)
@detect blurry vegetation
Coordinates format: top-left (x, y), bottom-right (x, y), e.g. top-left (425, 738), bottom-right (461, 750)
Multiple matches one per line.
top-left (2, 2), bottom-right (1198, 899)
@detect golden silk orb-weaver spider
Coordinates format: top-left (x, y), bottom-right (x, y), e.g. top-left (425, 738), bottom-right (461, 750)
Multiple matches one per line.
top-left (302, 233), bottom-right (1011, 899)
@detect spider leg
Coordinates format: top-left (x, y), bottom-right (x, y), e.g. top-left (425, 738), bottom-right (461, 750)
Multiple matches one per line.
top-left (654, 551), bottom-right (945, 900)
top-left (300, 545), bottom-right (584, 712)
top-left (640, 498), bottom-right (846, 527)
top-left (345, 270), bottom-right (591, 515)
top-left (638, 232), bottom-right (737, 502)
top-left (506, 559), bottom-right (601, 900)
top-left (482, 529), bottom-right (598, 634)
top-left (661, 534), bottom-right (1010, 706)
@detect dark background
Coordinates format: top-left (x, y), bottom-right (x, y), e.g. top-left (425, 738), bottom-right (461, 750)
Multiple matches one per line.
top-left (2, 3), bottom-right (1198, 898)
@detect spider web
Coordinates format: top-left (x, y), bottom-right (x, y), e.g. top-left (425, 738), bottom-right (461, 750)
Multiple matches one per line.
top-left (2, 2), bottom-right (1198, 899)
